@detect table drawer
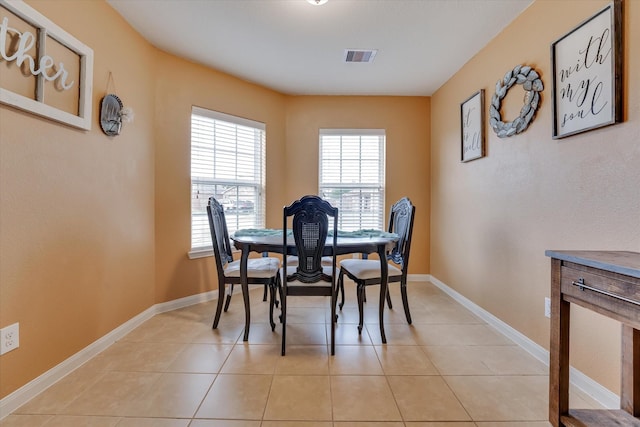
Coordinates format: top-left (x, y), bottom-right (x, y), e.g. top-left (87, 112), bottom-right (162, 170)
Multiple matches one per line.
top-left (561, 265), bottom-right (640, 327)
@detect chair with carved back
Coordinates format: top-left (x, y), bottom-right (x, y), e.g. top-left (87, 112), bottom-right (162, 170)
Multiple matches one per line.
top-left (207, 197), bottom-right (280, 332)
top-left (279, 195), bottom-right (338, 355)
top-left (337, 197), bottom-right (416, 334)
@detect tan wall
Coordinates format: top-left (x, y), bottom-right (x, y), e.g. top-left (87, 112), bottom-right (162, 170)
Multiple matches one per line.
top-left (430, 0), bottom-right (640, 393)
top-left (0, 0), bottom-right (157, 397)
top-left (284, 96), bottom-right (430, 273)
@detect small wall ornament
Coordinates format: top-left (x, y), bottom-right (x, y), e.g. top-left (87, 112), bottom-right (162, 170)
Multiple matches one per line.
top-left (99, 73), bottom-right (133, 136)
top-left (489, 65), bottom-right (543, 138)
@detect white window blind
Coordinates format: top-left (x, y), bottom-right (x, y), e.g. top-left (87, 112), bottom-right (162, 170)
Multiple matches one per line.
top-left (190, 106), bottom-right (266, 251)
top-left (319, 129), bottom-right (385, 231)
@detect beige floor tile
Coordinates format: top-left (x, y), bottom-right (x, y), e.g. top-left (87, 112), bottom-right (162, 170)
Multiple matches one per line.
top-left (195, 374), bottom-right (272, 419)
top-left (412, 324), bottom-right (514, 346)
top-left (263, 375), bottom-right (332, 421)
top-left (116, 418), bottom-right (191, 427)
top-left (423, 345), bottom-right (547, 376)
top-left (166, 343), bottom-right (233, 373)
top-left (274, 345), bottom-right (330, 375)
top-left (0, 414), bottom-right (52, 427)
top-left (121, 315), bottom-right (207, 343)
top-left (284, 307), bottom-right (327, 323)
top-left (366, 323), bottom-right (421, 346)
top-left (189, 421), bottom-right (260, 427)
top-left (374, 345), bottom-right (439, 375)
top-left (62, 371), bottom-right (161, 416)
top-left (387, 375), bottom-right (471, 421)
top-left (43, 415), bottom-right (121, 426)
top-left (261, 422), bottom-right (332, 427)
top-left (410, 303), bottom-right (484, 324)
top-left (221, 344), bottom-right (280, 374)
top-left (333, 320), bottom-right (373, 345)
top-left (335, 306), bottom-right (363, 324)
top-left (404, 421), bottom-right (476, 427)
top-left (405, 423), bottom-right (476, 427)
top-left (329, 345), bottom-right (384, 375)
top-left (475, 423), bottom-right (552, 427)
top-left (282, 323), bottom-right (328, 346)
top-left (84, 341), bottom-right (185, 372)
top-left (444, 375), bottom-right (548, 421)
top-left (334, 423), bottom-right (405, 427)
top-left (330, 376), bottom-right (401, 421)
top-left (15, 368), bottom-right (107, 414)
top-left (191, 323), bottom-right (244, 344)
top-left (237, 323), bottom-right (282, 345)
top-left (123, 372), bottom-right (214, 418)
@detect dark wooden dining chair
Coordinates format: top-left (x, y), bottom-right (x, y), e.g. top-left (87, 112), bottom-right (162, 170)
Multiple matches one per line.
top-left (279, 195), bottom-right (338, 355)
top-left (206, 197), bottom-right (281, 332)
top-left (337, 197), bottom-right (416, 334)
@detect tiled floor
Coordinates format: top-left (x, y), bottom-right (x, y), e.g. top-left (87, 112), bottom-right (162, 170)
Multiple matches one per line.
top-left (2, 280), bottom-right (603, 426)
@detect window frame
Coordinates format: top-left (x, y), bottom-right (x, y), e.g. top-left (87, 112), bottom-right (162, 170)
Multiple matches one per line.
top-left (318, 129), bottom-right (386, 232)
top-left (189, 106), bottom-right (266, 259)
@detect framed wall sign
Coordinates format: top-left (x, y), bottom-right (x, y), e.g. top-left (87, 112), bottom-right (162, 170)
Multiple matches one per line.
top-left (551, 0), bottom-right (623, 139)
top-left (0, 0), bottom-right (94, 130)
top-left (461, 89), bottom-right (485, 162)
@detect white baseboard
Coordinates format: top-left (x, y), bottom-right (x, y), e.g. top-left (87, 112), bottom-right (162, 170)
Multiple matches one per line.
top-left (428, 274), bottom-right (620, 410)
top-left (0, 291), bottom-right (218, 420)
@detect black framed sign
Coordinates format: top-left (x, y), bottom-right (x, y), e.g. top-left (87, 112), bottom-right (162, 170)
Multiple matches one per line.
top-left (460, 89), bottom-right (485, 162)
top-left (551, 0), bottom-right (623, 139)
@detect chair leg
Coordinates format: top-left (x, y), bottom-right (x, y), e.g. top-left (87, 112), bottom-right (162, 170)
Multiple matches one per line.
top-left (224, 284), bottom-right (234, 312)
top-left (338, 270), bottom-right (345, 310)
top-left (330, 291), bottom-right (336, 355)
top-left (281, 293), bottom-right (287, 356)
top-left (386, 288), bottom-right (393, 309)
top-left (400, 279), bottom-right (412, 324)
top-left (269, 279), bottom-right (277, 331)
top-left (356, 283), bottom-right (365, 334)
top-left (212, 283), bottom-right (226, 329)
top-left (263, 284), bottom-right (268, 302)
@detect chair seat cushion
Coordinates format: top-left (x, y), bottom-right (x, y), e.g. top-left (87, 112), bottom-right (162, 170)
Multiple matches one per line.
top-left (339, 259), bottom-right (402, 280)
top-left (285, 255), bottom-right (333, 267)
top-left (224, 257), bottom-right (280, 278)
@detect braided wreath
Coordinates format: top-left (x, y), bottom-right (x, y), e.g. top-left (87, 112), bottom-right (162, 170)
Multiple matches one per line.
top-left (489, 65), bottom-right (543, 138)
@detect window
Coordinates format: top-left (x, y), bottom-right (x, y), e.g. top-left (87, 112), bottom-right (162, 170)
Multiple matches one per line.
top-left (319, 129), bottom-right (385, 231)
top-left (190, 107), bottom-right (266, 255)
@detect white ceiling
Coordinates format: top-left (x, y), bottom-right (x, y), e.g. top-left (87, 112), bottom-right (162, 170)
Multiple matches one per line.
top-left (107, 0), bottom-right (533, 96)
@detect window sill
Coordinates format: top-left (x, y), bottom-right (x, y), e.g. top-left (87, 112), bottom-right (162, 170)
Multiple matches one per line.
top-left (188, 249), bottom-right (213, 259)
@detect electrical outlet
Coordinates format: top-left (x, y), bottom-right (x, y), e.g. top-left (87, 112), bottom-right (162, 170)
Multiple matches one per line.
top-left (0, 323), bottom-right (19, 355)
top-left (544, 297), bottom-right (551, 318)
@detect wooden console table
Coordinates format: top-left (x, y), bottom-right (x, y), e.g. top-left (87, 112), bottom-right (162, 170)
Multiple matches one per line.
top-left (546, 250), bottom-right (640, 427)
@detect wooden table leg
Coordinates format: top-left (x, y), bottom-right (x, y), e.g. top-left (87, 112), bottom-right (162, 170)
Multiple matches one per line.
top-left (378, 244), bottom-right (387, 344)
top-left (240, 249), bottom-right (251, 341)
top-left (621, 325), bottom-right (640, 416)
top-left (549, 258), bottom-right (570, 427)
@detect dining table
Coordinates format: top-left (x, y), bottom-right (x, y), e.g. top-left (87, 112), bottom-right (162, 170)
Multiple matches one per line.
top-left (230, 228), bottom-right (399, 343)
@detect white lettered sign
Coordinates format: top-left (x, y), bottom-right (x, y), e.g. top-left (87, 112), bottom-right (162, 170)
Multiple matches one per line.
top-left (0, 0), bottom-right (93, 130)
top-left (551, 1), bottom-right (622, 139)
top-left (460, 89), bottom-right (485, 162)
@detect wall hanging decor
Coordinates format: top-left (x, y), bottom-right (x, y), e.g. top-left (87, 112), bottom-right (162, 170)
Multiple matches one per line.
top-left (0, 0), bottom-right (93, 130)
top-left (460, 89), bottom-right (485, 162)
top-left (551, 0), bottom-right (622, 139)
top-left (489, 65), bottom-right (543, 138)
top-left (99, 73), bottom-right (133, 136)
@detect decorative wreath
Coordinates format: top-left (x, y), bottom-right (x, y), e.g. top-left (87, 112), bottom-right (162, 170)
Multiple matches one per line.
top-left (489, 65), bottom-right (543, 138)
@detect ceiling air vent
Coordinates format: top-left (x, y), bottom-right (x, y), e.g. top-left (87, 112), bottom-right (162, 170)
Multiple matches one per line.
top-left (344, 49), bottom-right (378, 63)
